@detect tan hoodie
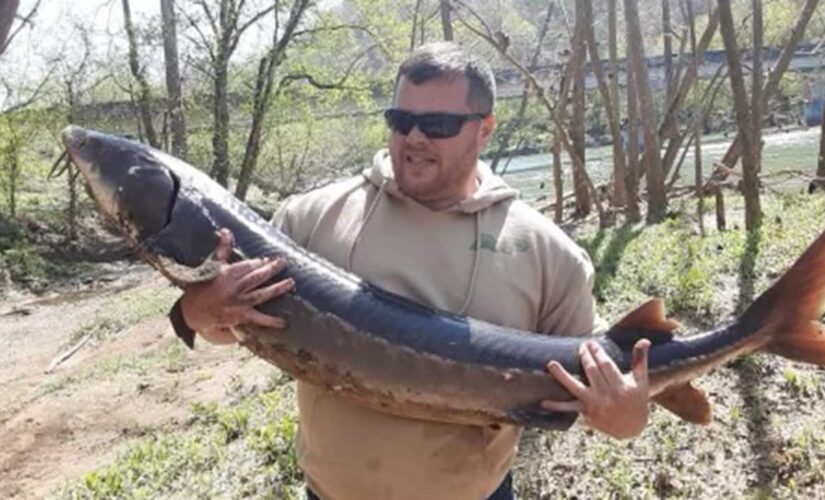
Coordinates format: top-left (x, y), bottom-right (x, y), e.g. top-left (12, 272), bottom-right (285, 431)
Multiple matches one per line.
top-left (273, 150), bottom-right (600, 500)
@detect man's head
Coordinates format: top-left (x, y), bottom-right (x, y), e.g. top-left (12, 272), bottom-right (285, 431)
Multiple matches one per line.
top-left (387, 42), bottom-right (497, 209)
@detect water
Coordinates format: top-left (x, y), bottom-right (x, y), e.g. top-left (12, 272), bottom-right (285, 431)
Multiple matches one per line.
top-left (500, 127), bottom-right (821, 204)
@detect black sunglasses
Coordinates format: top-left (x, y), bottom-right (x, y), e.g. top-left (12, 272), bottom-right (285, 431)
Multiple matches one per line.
top-left (384, 109), bottom-right (488, 139)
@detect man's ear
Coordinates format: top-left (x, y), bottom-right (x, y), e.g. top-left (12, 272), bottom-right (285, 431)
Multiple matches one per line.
top-left (478, 113), bottom-right (497, 148)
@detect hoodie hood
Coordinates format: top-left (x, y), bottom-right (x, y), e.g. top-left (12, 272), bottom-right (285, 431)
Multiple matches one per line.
top-left (363, 149), bottom-right (519, 213)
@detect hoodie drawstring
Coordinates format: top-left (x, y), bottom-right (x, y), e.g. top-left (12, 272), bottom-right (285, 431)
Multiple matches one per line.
top-left (457, 210), bottom-right (481, 315)
top-left (347, 179), bottom-right (387, 272)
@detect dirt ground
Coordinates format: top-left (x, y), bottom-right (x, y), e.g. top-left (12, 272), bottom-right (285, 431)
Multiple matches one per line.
top-left (2, 231), bottom-right (825, 498)
top-left (0, 263), bottom-right (277, 498)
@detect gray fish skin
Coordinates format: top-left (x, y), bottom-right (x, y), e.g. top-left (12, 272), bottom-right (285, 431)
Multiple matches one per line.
top-left (60, 125), bottom-right (825, 430)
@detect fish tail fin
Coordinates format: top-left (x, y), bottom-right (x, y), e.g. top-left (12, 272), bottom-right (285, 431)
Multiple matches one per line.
top-left (740, 229), bottom-right (825, 366)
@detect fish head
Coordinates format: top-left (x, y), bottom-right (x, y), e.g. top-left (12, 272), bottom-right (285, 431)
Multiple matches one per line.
top-left (61, 125), bottom-right (176, 243)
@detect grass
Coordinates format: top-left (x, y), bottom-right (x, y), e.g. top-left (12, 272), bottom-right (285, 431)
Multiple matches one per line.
top-left (579, 192), bottom-right (825, 325)
top-left (49, 189), bottom-right (825, 499)
top-left (58, 383), bottom-right (302, 499)
top-left (64, 284), bottom-right (180, 346)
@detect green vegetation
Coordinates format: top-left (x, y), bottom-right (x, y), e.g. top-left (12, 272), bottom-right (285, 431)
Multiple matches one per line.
top-left (580, 193), bottom-right (825, 324)
top-left (65, 284), bottom-right (180, 345)
top-left (59, 384), bottom-right (301, 499)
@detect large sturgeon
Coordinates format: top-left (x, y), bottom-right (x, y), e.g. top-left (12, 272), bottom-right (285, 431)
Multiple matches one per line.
top-left (61, 125), bottom-right (825, 430)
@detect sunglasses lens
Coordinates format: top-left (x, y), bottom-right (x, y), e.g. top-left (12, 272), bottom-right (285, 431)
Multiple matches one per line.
top-left (385, 110), bottom-right (479, 139)
top-left (418, 114), bottom-right (463, 139)
top-left (385, 110), bottom-right (415, 135)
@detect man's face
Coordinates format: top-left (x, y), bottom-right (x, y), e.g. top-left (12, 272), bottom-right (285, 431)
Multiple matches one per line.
top-left (388, 75), bottom-right (495, 208)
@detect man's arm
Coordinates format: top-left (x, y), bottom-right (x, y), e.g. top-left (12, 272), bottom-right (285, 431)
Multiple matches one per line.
top-left (174, 229), bottom-right (295, 347)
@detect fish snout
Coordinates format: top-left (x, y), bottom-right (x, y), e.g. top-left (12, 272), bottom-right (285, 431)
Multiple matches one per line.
top-left (61, 125), bottom-right (89, 152)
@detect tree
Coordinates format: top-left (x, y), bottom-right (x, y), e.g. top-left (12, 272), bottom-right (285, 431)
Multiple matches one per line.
top-left (235, 0), bottom-right (311, 200)
top-left (161, 0), bottom-right (188, 159)
top-left (440, 0), bottom-right (453, 41)
top-left (718, 0), bottom-right (761, 230)
top-left (751, 0), bottom-right (763, 173)
top-left (122, 0), bottom-right (159, 148)
top-left (570, 1), bottom-right (590, 217)
top-left (624, 0), bottom-right (667, 222)
top-left (685, 0), bottom-right (703, 235)
top-left (180, 0), bottom-right (278, 187)
top-left (719, 0), bottom-right (820, 168)
top-left (583, 0), bottom-right (627, 209)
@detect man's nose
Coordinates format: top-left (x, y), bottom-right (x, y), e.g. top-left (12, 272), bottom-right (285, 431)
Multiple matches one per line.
top-left (405, 125), bottom-right (429, 144)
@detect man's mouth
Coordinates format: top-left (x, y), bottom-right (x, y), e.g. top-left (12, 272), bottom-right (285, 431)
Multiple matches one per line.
top-left (404, 153), bottom-right (437, 167)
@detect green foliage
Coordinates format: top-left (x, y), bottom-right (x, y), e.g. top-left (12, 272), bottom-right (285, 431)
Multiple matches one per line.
top-left (61, 385), bottom-right (301, 499)
top-left (580, 194), bottom-right (825, 324)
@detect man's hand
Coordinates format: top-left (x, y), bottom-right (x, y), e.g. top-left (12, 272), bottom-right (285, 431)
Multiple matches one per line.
top-left (179, 228), bottom-right (294, 344)
top-left (541, 339), bottom-right (651, 439)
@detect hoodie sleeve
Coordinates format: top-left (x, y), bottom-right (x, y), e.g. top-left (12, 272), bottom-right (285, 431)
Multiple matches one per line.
top-left (536, 244), bottom-right (606, 338)
top-left (270, 194), bottom-right (314, 247)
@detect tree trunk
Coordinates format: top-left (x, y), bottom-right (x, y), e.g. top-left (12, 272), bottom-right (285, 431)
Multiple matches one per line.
top-left (571, 1), bottom-right (590, 217)
top-left (818, 98), bottom-right (825, 177)
top-left (122, 0), bottom-right (159, 148)
top-left (687, 0), bottom-right (704, 235)
top-left (751, 0), bottom-right (763, 173)
top-left (440, 0), bottom-right (453, 41)
top-left (715, 186), bottom-right (726, 231)
top-left (625, 35), bottom-right (642, 223)
top-left (236, 0), bottom-right (309, 200)
top-left (655, 8), bottom-right (719, 177)
top-left (66, 88), bottom-right (79, 241)
top-left (410, 0), bottom-right (423, 51)
top-left (718, 0), bottom-right (761, 230)
top-left (0, 0), bottom-right (19, 57)
top-left (553, 135), bottom-right (563, 223)
top-left (211, 57), bottom-right (231, 186)
top-left (720, 0), bottom-right (819, 168)
top-left (662, 0), bottom-right (674, 103)
top-left (584, 0), bottom-right (626, 207)
top-left (624, 0), bottom-right (667, 222)
top-left (161, 0), bottom-right (187, 159)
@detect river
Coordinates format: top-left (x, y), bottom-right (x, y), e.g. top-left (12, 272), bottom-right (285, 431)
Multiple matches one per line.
top-left (499, 127), bottom-right (821, 204)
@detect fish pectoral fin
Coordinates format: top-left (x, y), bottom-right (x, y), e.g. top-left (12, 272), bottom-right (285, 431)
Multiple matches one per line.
top-left (766, 320), bottom-right (825, 365)
top-left (155, 254), bottom-right (223, 287)
top-left (652, 382), bottom-right (712, 425)
top-left (508, 407), bottom-right (579, 431)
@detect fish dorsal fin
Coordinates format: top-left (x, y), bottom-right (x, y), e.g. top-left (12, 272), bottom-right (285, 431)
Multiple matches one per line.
top-left (652, 382), bottom-right (712, 424)
top-left (607, 299), bottom-right (679, 346)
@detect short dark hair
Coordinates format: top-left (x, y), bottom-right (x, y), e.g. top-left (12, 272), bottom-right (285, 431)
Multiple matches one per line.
top-left (395, 42), bottom-right (496, 114)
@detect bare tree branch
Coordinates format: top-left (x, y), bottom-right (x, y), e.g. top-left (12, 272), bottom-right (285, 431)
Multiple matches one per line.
top-left (193, 0), bottom-right (219, 35)
top-left (179, 6), bottom-right (217, 61)
top-left (230, 4), bottom-right (277, 53)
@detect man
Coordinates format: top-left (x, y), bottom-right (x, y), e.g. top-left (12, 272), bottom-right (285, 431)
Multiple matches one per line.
top-left (173, 42), bottom-right (650, 500)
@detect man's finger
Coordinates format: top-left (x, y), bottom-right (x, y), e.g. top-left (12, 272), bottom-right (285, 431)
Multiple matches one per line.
top-left (588, 341), bottom-right (624, 388)
top-left (631, 339), bottom-right (651, 383)
top-left (546, 360), bottom-right (588, 400)
top-left (238, 278), bottom-right (295, 306)
top-left (540, 399), bottom-right (582, 413)
top-left (215, 228), bottom-right (234, 262)
top-left (225, 258), bottom-right (267, 279)
top-left (244, 309), bottom-right (289, 329)
top-left (579, 342), bottom-right (609, 391)
top-left (235, 258), bottom-right (287, 293)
